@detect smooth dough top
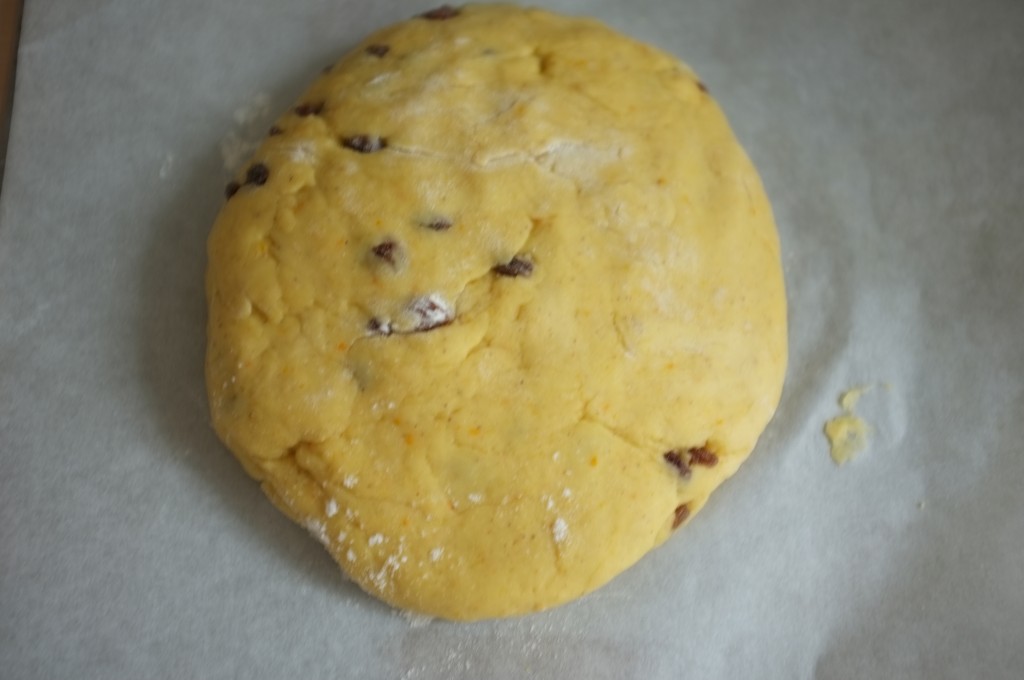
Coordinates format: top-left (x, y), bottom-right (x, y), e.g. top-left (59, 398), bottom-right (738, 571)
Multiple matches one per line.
top-left (206, 3), bottom-right (787, 620)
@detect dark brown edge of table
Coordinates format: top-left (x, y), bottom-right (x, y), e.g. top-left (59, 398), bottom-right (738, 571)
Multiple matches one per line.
top-left (1, 0), bottom-right (25, 199)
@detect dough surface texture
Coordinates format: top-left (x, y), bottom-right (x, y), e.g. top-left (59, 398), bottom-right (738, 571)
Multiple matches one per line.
top-left (206, 3), bottom-right (787, 620)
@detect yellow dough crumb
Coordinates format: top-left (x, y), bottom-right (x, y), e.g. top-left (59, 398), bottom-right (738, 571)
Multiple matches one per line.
top-left (825, 386), bottom-right (872, 465)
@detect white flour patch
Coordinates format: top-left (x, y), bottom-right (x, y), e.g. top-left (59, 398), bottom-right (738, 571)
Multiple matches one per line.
top-left (158, 153), bottom-right (174, 179)
top-left (288, 142), bottom-right (316, 165)
top-left (552, 517), bottom-right (569, 544)
top-left (221, 92), bottom-right (272, 171)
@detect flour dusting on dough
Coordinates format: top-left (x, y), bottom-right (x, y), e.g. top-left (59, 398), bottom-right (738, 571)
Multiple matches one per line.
top-left (552, 517), bottom-right (569, 544)
top-left (304, 518), bottom-right (329, 546)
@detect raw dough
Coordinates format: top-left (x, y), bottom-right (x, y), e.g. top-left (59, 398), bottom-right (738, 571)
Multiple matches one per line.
top-left (205, 3), bottom-right (787, 620)
top-left (825, 386), bottom-right (872, 465)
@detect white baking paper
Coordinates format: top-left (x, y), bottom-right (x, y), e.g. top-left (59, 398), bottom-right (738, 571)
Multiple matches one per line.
top-left (2, 0), bottom-right (1022, 677)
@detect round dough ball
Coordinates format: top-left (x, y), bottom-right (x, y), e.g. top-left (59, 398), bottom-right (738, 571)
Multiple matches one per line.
top-left (206, 3), bottom-right (786, 620)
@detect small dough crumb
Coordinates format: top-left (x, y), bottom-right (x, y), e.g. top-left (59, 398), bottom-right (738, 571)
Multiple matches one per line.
top-left (825, 385), bottom-right (873, 465)
top-left (839, 385), bottom-right (870, 411)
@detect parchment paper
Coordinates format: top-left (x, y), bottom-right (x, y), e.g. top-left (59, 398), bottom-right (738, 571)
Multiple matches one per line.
top-left (2, 1), bottom-right (1022, 678)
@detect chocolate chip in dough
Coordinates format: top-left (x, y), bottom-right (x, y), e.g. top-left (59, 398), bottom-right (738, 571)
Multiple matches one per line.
top-left (688, 445), bottom-right (718, 467)
top-left (367, 317), bottom-right (393, 336)
top-left (295, 101), bottom-right (325, 116)
top-left (663, 450), bottom-right (692, 478)
top-left (422, 5), bottom-right (460, 20)
top-left (371, 240), bottom-right (399, 265)
top-left (422, 216), bottom-right (452, 231)
top-left (493, 256), bottom-right (533, 278)
top-left (672, 504), bottom-right (691, 529)
top-left (342, 135), bottom-right (388, 153)
top-left (245, 163), bottom-right (270, 186)
top-left (408, 294), bottom-right (454, 331)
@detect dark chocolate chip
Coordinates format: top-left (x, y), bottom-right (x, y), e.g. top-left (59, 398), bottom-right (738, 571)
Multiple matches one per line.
top-left (697, 81), bottom-right (708, 94)
top-left (409, 295), bottom-right (454, 331)
top-left (492, 256), bottom-right (533, 278)
top-left (268, 125), bottom-right (283, 136)
top-left (294, 102), bottom-right (325, 116)
top-left (245, 163), bottom-right (269, 186)
top-left (366, 44), bottom-right (390, 57)
top-left (688, 445), bottom-right (718, 467)
top-left (422, 5), bottom-right (460, 20)
top-left (672, 504), bottom-right (691, 529)
top-left (342, 135), bottom-right (387, 153)
top-left (371, 240), bottom-right (398, 265)
top-left (367, 317), bottom-right (393, 336)
top-left (663, 450), bottom-right (692, 478)
top-left (422, 217), bottom-right (452, 231)
top-left (224, 181), bottom-right (241, 199)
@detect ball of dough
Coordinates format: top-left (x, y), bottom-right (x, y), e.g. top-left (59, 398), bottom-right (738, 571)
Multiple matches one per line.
top-left (206, 3), bottom-right (786, 620)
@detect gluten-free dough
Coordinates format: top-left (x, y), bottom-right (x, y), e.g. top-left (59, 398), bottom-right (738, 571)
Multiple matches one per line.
top-left (205, 3), bottom-right (787, 620)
